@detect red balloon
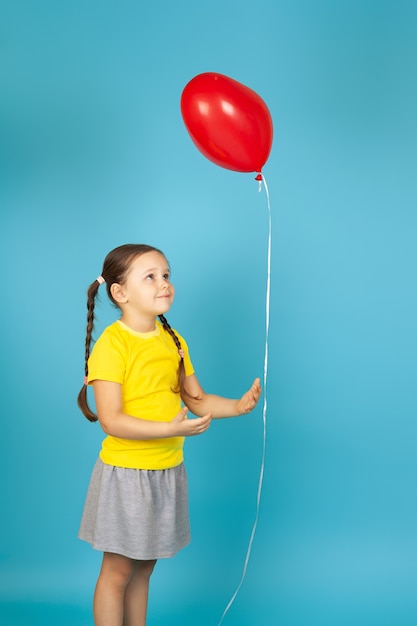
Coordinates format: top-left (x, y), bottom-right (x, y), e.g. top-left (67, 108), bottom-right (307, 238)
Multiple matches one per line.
top-left (180, 72), bottom-right (273, 174)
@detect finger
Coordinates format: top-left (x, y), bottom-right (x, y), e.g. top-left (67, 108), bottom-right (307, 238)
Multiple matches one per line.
top-left (253, 378), bottom-right (261, 392)
top-left (200, 414), bottom-right (211, 428)
top-left (192, 419), bottom-right (211, 436)
top-left (199, 413), bottom-right (212, 428)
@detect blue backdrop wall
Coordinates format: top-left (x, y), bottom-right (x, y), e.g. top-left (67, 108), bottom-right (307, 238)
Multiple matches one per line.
top-left (1, 1), bottom-right (416, 625)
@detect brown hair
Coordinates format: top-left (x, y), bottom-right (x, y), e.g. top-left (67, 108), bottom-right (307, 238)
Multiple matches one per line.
top-left (77, 244), bottom-right (188, 421)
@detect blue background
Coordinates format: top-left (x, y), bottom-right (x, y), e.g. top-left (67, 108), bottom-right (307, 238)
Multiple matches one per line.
top-left (1, 1), bottom-right (416, 625)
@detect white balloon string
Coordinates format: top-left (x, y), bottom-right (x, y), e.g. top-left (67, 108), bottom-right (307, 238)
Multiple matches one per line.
top-left (217, 174), bottom-right (271, 626)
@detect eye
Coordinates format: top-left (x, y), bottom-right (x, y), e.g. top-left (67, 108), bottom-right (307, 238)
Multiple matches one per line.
top-left (163, 273), bottom-right (170, 280)
top-left (146, 274), bottom-right (154, 280)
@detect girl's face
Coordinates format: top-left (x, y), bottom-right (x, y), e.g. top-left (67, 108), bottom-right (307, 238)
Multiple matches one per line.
top-left (116, 250), bottom-right (175, 323)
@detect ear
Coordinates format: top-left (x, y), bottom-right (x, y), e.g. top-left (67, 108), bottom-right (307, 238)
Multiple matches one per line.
top-left (110, 282), bottom-right (128, 304)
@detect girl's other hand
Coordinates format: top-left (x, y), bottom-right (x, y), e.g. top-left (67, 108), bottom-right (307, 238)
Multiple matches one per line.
top-left (170, 407), bottom-right (212, 437)
top-left (236, 378), bottom-right (262, 415)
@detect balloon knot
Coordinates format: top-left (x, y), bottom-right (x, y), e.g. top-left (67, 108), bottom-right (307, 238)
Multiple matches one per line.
top-left (255, 172), bottom-right (263, 192)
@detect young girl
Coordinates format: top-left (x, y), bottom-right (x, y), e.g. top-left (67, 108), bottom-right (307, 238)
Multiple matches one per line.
top-left (77, 243), bottom-right (261, 626)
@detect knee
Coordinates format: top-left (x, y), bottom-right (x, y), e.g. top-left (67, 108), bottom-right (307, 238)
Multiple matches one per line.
top-left (100, 553), bottom-right (136, 590)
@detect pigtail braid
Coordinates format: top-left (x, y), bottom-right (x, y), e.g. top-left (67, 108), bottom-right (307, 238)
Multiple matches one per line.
top-left (77, 280), bottom-right (102, 422)
top-left (158, 314), bottom-right (190, 398)
top-left (158, 314), bottom-right (182, 352)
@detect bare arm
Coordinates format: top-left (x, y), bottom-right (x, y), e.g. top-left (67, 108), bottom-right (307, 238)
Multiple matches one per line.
top-left (92, 380), bottom-right (211, 439)
top-left (182, 374), bottom-right (261, 419)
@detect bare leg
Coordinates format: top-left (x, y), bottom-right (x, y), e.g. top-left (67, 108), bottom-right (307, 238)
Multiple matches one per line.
top-left (93, 553), bottom-right (156, 626)
top-left (123, 559), bottom-right (157, 626)
top-left (93, 552), bottom-right (135, 626)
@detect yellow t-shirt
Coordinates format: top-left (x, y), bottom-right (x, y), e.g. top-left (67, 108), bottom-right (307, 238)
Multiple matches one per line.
top-left (87, 319), bottom-right (194, 470)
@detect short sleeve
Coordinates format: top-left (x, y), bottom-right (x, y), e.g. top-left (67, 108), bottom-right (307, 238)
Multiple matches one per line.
top-left (87, 329), bottom-right (126, 384)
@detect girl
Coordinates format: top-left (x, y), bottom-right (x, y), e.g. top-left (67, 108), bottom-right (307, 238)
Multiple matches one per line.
top-left (77, 243), bottom-right (261, 626)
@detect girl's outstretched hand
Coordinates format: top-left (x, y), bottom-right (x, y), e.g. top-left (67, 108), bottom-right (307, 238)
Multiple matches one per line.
top-left (170, 406), bottom-right (212, 437)
top-left (236, 378), bottom-right (262, 415)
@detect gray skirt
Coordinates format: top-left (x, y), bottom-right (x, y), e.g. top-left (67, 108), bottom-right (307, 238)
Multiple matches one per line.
top-left (78, 458), bottom-right (191, 560)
